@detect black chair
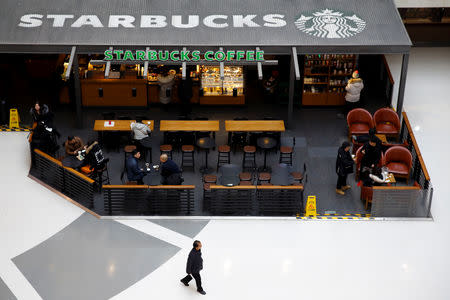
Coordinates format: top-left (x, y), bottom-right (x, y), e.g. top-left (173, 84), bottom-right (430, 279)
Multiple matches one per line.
top-left (92, 158), bottom-right (110, 192)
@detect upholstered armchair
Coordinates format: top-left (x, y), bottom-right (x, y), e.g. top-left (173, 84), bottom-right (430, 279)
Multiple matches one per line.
top-left (373, 108), bottom-right (400, 137)
top-left (347, 108), bottom-right (374, 138)
top-left (384, 146), bottom-right (412, 183)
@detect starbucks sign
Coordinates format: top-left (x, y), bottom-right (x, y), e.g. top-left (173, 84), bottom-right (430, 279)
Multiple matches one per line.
top-left (295, 9), bottom-right (366, 39)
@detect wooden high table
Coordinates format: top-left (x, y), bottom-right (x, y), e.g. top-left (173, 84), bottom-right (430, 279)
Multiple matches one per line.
top-left (94, 120), bottom-right (155, 145)
top-left (160, 120), bottom-right (220, 141)
top-left (225, 120), bottom-right (285, 144)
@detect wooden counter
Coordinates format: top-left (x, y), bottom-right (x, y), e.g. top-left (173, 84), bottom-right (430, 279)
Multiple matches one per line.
top-left (94, 120), bottom-right (154, 131)
top-left (225, 120), bottom-right (285, 132)
top-left (160, 120), bottom-right (220, 132)
top-left (81, 78), bottom-right (147, 107)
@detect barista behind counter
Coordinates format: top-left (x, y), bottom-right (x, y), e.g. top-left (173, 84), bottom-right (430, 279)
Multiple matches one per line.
top-left (81, 64), bottom-right (147, 107)
top-left (147, 66), bottom-right (200, 105)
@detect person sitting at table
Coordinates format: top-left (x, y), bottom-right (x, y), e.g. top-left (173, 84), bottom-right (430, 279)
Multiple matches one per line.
top-left (131, 117), bottom-right (151, 142)
top-left (360, 166), bottom-right (385, 187)
top-left (360, 136), bottom-right (382, 170)
top-left (218, 164), bottom-right (240, 186)
top-left (160, 154), bottom-right (183, 185)
top-left (352, 128), bottom-right (382, 148)
top-left (64, 136), bottom-right (84, 156)
top-left (126, 150), bottom-right (147, 184)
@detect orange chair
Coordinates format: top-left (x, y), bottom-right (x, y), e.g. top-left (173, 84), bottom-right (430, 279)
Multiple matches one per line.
top-left (347, 108), bottom-right (374, 138)
top-left (384, 146), bottom-right (412, 183)
top-left (373, 108), bottom-right (400, 138)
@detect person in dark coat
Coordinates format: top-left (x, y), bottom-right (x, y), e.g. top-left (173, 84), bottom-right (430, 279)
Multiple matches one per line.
top-left (126, 150), bottom-right (146, 184)
top-left (336, 141), bottom-right (355, 195)
top-left (160, 154), bottom-right (183, 185)
top-left (360, 136), bottom-right (382, 169)
top-left (352, 128), bottom-right (382, 148)
top-left (181, 240), bottom-right (206, 295)
top-left (30, 101), bottom-right (53, 126)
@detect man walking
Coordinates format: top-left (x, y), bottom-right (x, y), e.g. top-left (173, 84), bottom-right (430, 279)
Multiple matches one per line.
top-left (180, 240), bottom-right (206, 295)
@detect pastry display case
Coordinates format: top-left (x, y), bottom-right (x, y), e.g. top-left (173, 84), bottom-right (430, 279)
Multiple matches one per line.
top-left (200, 66), bottom-right (245, 105)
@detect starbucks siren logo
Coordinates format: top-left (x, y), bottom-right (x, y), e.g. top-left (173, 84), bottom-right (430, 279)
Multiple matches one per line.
top-left (295, 9), bottom-right (366, 39)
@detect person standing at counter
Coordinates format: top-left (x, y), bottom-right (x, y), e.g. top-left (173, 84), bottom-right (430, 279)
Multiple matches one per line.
top-left (131, 117), bottom-right (151, 142)
top-left (345, 71), bottom-right (364, 115)
top-left (157, 68), bottom-right (175, 110)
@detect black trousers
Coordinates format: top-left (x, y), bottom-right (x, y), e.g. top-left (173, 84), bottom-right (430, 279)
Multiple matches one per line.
top-left (345, 101), bottom-right (359, 115)
top-left (336, 174), bottom-right (348, 189)
top-left (182, 273), bottom-right (203, 291)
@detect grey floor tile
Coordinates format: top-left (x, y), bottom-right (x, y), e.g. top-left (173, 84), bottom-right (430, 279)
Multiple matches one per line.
top-left (12, 213), bottom-right (180, 300)
top-left (148, 219), bottom-right (209, 238)
top-left (0, 277), bottom-right (16, 300)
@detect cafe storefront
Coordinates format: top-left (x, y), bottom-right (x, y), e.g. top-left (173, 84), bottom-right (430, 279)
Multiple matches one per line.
top-left (1, 0), bottom-right (433, 219)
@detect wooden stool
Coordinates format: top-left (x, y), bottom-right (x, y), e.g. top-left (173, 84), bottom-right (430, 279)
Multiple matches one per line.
top-left (258, 172), bottom-right (271, 185)
top-left (279, 146), bottom-right (293, 165)
top-left (242, 145), bottom-right (257, 170)
top-left (292, 163), bottom-right (306, 183)
top-left (260, 182), bottom-right (273, 186)
top-left (203, 174), bottom-right (217, 184)
top-left (239, 180), bottom-right (253, 186)
top-left (203, 183), bottom-right (212, 211)
top-left (139, 137), bottom-right (152, 163)
top-left (239, 172), bottom-right (252, 181)
top-left (217, 145), bottom-right (231, 171)
top-left (181, 145), bottom-right (195, 170)
top-left (160, 144), bottom-right (173, 159)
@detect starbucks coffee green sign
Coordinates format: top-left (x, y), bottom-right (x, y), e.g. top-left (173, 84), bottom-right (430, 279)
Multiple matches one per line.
top-left (104, 49), bottom-right (264, 62)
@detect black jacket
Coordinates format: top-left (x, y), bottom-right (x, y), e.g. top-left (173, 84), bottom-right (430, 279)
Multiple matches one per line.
top-left (126, 156), bottom-right (145, 181)
top-left (361, 142), bottom-right (382, 168)
top-left (336, 147), bottom-right (354, 176)
top-left (186, 248), bottom-right (203, 274)
top-left (161, 159), bottom-right (181, 177)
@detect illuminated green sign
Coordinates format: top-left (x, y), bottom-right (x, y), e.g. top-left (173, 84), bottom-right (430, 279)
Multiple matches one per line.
top-left (104, 49), bottom-right (264, 62)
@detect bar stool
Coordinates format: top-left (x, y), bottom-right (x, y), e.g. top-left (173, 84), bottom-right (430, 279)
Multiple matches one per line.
top-left (160, 144), bottom-right (173, 160)
top-left (291, 163), bottom-right (306, 183)
top-left (239, 180), bottom-right (253, 186)
top-left (203, 183), bottom-right (212, 211)
top-left (242, 145), bottom-right (257, 170)
top-left (203, 174), bottom-right (217, 184)
top-left (239, 172), bottom-right (252, 182)
top-left (217, 145), bottom-right (231, 171)
top-left (279, 146), bottom-right (293, 165)
top-left (181, 145), bottom-right (195, 170)
top-left (93, 159), bottom-right (110, 192)
top-left (257, 172), bottom-right (271, 185)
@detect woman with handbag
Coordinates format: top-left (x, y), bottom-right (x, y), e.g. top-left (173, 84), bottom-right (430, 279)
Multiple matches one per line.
top-left (336, 141), bottom-right (355, 195)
